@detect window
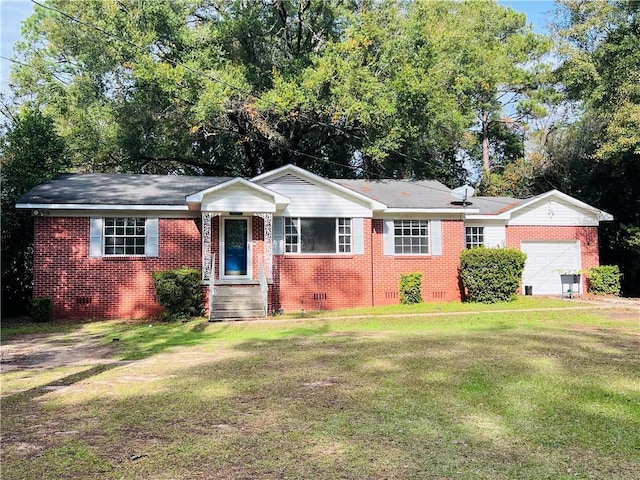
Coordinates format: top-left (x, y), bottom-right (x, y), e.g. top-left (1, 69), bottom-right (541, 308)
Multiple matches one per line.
top-left (394, 219), bottom-right (429, 254)
top-left (284, 218), bottom-right (351, 254)
top-left (465, 226), bottom-right (484, 249)
top-left (284, 217), bottom-right (299, 253)
top-left (338, 218), bottom-right (351, 253)
top-left (104, 217), bottom-right (146, 255)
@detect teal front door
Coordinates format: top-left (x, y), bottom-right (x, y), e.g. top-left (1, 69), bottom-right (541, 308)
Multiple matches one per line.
top-left (224, 219), bottom-right (248, 276)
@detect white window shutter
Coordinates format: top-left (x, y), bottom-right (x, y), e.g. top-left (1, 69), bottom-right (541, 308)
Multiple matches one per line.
top-left (383, 219), bottom-right (395, 256)
top-left (146, 218), bottom-right (159, 257)
top-left (89, 217), bottom-right (103, 257)
top-left (353, 218), bottom-right (364, 254)
top-left (273, 216), bottom-right (284, 255)
top-left (431, 219), bottom-right (442, 256)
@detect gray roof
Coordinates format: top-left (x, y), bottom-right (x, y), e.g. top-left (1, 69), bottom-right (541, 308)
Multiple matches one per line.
top-left (17, 174), bottom-right (231, 205)
top-left (18, 172), bottom-right (530, 214)
top-left (335, 179), bottom-right (455, 209)
top-left (335, 179), bottom-right (527, 213)
top-left (465, 196), bottom-right (527, 215)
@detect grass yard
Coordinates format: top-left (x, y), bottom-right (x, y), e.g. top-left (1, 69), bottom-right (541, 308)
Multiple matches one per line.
top-left (1, 303), bottom-right (639, 479)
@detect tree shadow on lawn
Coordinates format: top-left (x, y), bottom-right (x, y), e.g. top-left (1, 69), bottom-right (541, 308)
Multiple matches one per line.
top-left (3, 323), bottom-right (639, 480)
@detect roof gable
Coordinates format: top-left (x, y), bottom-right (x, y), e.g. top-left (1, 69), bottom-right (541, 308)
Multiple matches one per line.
top-left (466, 190), bottom-right (613, 223)
top-left (252, 165), bottom-right (387, 212)
top-left (185, 178), bottom-right (289, 213)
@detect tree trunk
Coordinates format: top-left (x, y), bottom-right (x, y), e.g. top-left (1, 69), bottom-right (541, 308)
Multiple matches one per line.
top-left (481, 110), bottom-right (490, 172)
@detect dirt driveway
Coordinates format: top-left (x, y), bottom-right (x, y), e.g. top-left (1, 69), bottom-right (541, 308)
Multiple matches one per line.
top-left (0, 330), bottom-right (120, 373)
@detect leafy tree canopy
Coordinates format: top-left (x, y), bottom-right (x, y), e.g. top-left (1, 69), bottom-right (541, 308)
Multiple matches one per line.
top-left (1, 106), bottom-right (70, 315)
top-left (8, 0), bottom-right (550, 185)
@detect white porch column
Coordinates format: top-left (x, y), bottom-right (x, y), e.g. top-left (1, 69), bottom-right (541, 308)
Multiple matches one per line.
top-left (255, 213), bottom-right (273, 280)
top-left (201, 212), bottom-right (220, 281)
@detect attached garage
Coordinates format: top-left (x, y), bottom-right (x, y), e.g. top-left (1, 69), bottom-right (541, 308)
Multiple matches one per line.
top-left (521, 241), bottom-right (581, 295)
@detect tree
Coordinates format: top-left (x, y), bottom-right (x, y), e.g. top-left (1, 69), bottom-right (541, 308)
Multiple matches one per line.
top-left (1, 106), bottom-right (70, 315)
top-left (9, 0), bottom-right (549, 185)
top-left (427, 0), bottom-right (551, 179)
top-left (548, 0), bottom-right (640, 295)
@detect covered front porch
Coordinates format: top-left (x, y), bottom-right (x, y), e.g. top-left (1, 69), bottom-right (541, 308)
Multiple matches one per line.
top-left (186, 178), bottom-right (289, 319)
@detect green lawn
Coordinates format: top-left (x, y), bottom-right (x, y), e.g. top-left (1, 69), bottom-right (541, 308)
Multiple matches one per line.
top-left (1, 304), bottom-right (639, 479)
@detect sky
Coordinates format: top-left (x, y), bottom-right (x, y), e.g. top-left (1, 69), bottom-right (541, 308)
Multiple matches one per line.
top-left (0, 0), bottom-right (556, 94)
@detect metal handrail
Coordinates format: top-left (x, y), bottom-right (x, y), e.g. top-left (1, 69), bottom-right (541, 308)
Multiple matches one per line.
top-left (208, 253), bottom-right (216, 320)
top-left (257, 255), bottom-right (268, 317)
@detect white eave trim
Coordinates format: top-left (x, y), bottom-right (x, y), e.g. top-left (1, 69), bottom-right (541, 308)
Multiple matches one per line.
top-left (185, 177), bottom-right (290, 206)
top-left (465, 190), bottom-right (614, 221)
top-left (252, 164), bottom-right (388, 211)
top-left (16, 203), bottom-right (190, 211)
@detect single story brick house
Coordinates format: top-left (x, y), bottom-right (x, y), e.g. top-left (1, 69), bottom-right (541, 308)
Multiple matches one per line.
top-left (17, 164), bottom-right (612, 320)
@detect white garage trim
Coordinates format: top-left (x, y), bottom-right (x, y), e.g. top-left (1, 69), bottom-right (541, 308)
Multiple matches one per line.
top-left (521, 241), bottom-right (581, 296)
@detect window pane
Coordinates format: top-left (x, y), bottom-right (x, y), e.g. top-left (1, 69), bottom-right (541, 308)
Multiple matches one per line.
top-left (465, 226), bottom-right (484, 249)
top-left (394, 220), bottom-right (429, 254)
top-left (301, 218), bottom-right (336, 253)
top-left (103, 217), bottom-right (146, 256)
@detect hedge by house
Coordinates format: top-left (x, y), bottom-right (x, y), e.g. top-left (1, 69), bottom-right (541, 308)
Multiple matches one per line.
top-left (152, 268), bottom-right (204, 321)
top-left (29, 297), bottom-right (52, 322)
top-left (400, 273), bottom-right (423, 304)
top-left (587, 265), bottom-right (621, 296)
top-left (460, 247), bottom-right (527, 303)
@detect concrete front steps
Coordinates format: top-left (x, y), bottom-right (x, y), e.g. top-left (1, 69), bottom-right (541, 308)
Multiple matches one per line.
top-left (209, 285), bottom-right (266, 321)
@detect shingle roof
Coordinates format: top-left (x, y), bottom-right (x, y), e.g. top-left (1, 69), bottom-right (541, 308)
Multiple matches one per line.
top-left (17, 171), bottom-right (530, 214)
top-left (334, 179), bottom-right (527, 213)
top-left (465, 196), bottom-right (527, 215)
top-left (17, 174), bottom-right (231, 205)
top-left (334, 179), bottom-right (455, 209)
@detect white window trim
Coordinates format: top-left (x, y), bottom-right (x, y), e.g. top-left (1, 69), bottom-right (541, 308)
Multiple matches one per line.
top-left (465, 226), bottom-right (485, 249)
top-left (90, 217), bottom-right (158, 258)
top-left (103, 217), bottom-right (147, 256)
top-left (393, 219), bottom-right (430, 255)
top-left (284, 217), bottom-right (353, 255)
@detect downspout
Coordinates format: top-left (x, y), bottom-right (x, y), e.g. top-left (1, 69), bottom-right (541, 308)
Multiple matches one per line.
top-left (371, 219), bottom-right (375, 306)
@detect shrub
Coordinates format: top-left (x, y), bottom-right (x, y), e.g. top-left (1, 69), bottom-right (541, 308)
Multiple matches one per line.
top-left (30, 297), bottom-right (52, 322)
top-left (152, 268), bottom-right (204, 321)
top-left (587, 265), bottom-right (621, 296)
top-left (400, 273), bottom-right (423, 305)
top-left (460, 247), bottom-right (527, 303)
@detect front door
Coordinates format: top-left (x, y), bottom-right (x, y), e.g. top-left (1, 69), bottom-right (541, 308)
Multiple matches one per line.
top-left (224, 218), bottom-right (248, 276)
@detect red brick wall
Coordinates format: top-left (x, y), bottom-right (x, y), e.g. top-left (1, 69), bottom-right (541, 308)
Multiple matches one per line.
top-left (271, 218), bottom-right (373, 312)
top-left (33, 217), bottom-right (201, 319)
top-left (505, 225), bottom-right (600, 294)
top-left (271, 219), bottom-right (465, 313)
top-left (33, 216), bottom-right (603, 320)
top-left (371, 219), bottom-right (465, 305)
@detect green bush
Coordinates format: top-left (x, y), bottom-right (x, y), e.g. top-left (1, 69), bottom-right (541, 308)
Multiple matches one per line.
top-left (400, 273), bottom-right (423, 305)
top-left (152, 268), bottom-right (204, 321)
top-left (30, 297), bottom-right (52, 322)
top-left (460, 247), bottom-right (527, 303)
top-left (587, 265), bottom-right (621, 296)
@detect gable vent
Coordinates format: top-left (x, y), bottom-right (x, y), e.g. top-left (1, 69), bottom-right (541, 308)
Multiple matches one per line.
top-left (264, 174), bottom-right (312, 186)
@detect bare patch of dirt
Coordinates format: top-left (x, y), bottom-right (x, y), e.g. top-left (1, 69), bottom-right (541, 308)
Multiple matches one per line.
top-left (0, 331), bottom-right (120, 372)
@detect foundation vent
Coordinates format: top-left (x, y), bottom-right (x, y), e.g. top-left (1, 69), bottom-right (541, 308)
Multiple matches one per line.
top-left (431, 291), bottom-right (446, 300)
top-left (76, 296), bottom-right (92, 305)
top-left (385, 291), bottom-right (399, 299)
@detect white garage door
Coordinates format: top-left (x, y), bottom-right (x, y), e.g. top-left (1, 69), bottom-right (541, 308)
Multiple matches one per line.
top-left (521, 241), bottom-right (581, 295)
